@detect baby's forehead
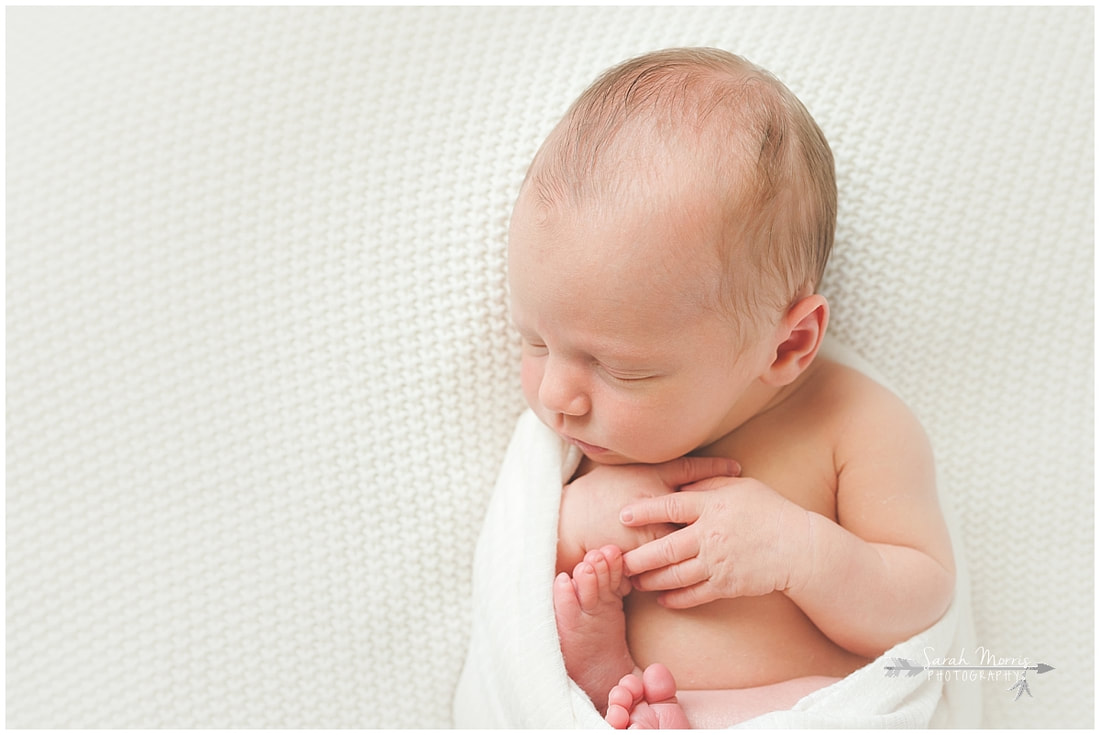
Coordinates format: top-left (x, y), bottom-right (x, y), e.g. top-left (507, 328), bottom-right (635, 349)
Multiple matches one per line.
top-left (513, 179), bottom-right (730, 302)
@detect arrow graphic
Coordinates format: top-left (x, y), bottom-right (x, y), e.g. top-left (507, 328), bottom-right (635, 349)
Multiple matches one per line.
top-left (883, 657), bottom-right (1055, 678)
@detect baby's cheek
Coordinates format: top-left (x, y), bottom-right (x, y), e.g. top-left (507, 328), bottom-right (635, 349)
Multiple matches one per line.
top-left (519, 356), bottom-right (542, 410)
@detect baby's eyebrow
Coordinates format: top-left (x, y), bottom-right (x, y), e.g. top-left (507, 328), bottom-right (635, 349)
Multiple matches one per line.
top-left (591, 340), bottom-right (671, 368)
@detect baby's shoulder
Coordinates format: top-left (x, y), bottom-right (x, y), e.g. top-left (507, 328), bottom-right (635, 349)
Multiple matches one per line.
top-left (805, 355), bottom-right (902, 405)
top-left (805, 356), bottom-right (931, 462)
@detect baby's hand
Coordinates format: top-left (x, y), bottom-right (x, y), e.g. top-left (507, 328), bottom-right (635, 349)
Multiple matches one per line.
top-left (619, 476), bottom-right (812, 608)
top-left (556, 457), bottom-right (741, 575)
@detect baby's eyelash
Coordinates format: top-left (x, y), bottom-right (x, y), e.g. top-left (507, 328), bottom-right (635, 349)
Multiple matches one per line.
top-left (520, 337), bottom-right (548, 354)
top-left (600, 366), bottom-right (654, 383)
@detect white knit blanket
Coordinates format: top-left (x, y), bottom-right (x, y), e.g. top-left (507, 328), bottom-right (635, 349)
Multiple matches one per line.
top-left (8, 7), bottom-right (1090, 728)
top-left (454, 340), bottom-right (982, 728)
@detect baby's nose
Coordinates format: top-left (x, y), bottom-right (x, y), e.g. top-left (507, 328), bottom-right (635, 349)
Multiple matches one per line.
top-left (538, 360), bottom-right (590, 417)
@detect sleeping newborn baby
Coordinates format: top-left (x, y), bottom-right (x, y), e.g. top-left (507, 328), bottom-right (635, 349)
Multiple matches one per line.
top-left (507, 47), bottom-right (956, 728)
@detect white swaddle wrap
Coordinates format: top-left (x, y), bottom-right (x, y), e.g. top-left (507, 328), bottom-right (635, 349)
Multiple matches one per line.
top-left (453, 338), bottom-right (981, 728)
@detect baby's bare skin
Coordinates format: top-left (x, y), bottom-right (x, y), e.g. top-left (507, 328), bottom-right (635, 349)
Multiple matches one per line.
top-left (624, 357), bottom-right (871, 691)
top-left (554, 355), bottom-right (953, 725)
top-left (556, 458), bottom-right (740, 576)
top-left (510, 50), bottom-right (954, 727)
top-left (554, 458), bottom-right (740, 714)
top-left (553, 546), bottom-right (634, 713)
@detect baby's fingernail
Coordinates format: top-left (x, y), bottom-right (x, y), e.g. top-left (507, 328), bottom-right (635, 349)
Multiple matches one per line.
top-left (620, 509), bottom-right (633, 523)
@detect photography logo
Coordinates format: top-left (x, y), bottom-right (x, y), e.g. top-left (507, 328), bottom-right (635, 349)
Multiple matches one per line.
top-left (884, 657), bottom-right (1054, 701)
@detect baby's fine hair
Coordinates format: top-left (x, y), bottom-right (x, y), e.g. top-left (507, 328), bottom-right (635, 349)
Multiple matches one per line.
top-left (528, 47), bottom-right (836, 318)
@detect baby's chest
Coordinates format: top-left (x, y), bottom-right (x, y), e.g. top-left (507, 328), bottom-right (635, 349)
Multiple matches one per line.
top-left (695, 424), bottom-right (838, 521)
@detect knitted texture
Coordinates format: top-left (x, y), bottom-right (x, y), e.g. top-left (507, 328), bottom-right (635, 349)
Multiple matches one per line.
top-left (7, 6), bottom-right (1092, 728)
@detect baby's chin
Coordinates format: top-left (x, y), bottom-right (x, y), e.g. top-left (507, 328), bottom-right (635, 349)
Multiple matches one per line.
top-left (580, 446), bottom-right (683, 467)
top-left (583, 452), bottom-right (636, 466)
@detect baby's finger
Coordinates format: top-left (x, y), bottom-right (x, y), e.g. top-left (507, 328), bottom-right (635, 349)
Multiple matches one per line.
top-left (658, 582), bottom-right (718, 609)
top-left (620, 491), bottom-right (704, 527)
top-left (679, 475), bottom-right (743, 493)
top-left (655, 456), bottom-right (740, 488)
top-left (631, 558), bottom-right (708, 592)
top-left (622, 528), bottom-right (700, 576)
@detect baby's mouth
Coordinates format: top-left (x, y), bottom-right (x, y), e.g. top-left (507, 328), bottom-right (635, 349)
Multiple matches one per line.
top-left (565, 435), bottom-right (608, 456)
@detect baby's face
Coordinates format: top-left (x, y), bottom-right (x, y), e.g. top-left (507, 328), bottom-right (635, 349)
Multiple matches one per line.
top-left (508, 184), bottom-right (777, 465)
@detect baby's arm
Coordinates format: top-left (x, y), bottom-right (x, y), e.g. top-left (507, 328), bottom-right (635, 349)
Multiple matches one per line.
top-left (620, 378), bottom-right (955, 659)
top-left (784, 381), bottom-right (955, 657)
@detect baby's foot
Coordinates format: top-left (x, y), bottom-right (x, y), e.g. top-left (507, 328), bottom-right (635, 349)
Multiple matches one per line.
top-left (553, 544), bottom-right (635, 714)
top-left (606, 663), bottom-right (691, 730)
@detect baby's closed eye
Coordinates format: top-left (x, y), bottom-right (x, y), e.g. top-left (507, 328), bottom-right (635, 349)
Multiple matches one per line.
top-left (598, 364), bottom-right (657, 384)
top-left (521, 338), bottom-right (548, 356)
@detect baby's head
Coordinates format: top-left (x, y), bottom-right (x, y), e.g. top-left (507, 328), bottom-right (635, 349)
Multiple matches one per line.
top-left (508, 48), bottom-right (836, 464)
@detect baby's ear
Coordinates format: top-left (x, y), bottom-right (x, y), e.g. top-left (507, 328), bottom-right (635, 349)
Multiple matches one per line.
top-left (762, 294), bottom-right (829, 386)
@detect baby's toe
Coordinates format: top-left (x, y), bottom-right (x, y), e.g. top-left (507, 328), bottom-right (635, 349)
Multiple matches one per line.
top-left (598, 545), bottom-right (626, 591)
top-left (552, 571), bottom-right (582, 621)
top-left (570, 561), bottom-right (600, 613)
top-left (605, 702), bottom-right (630, 730)
top-left (607, 682), bottom-right (638, 712)
top-left (585, 549), bottom-right (612, 593)
top-left (641, 663), bottom-right (678, 703)
top-left (616, 672), bottom-right (645, 700)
